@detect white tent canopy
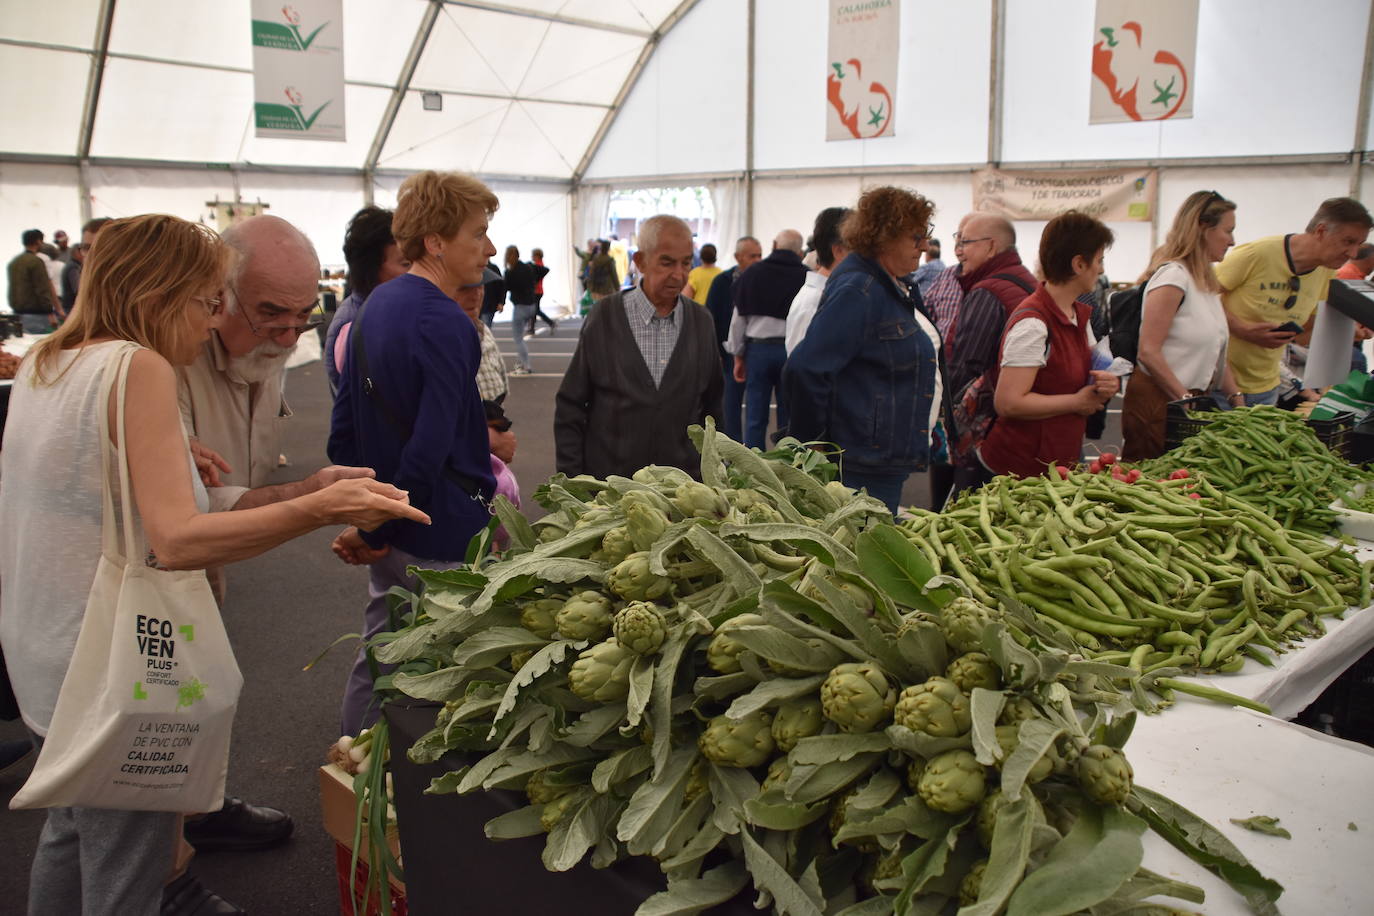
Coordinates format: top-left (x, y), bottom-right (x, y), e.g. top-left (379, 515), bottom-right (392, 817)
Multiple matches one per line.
top-left (2, 0), bottom-right (1373, 303)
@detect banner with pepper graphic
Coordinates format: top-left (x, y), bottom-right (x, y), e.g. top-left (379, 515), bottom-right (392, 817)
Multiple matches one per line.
top-left (1090, 0), bottom-right (1198, 124)
top-left (252, 0), bottom-right (346, 141)
top-left (826, 0), bottom-right (899, 141)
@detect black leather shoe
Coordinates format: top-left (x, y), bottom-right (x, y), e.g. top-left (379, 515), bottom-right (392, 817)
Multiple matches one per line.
top-left (161, 872), bottom-right (245, 916)
top-left (183, 795), bottom-right (294, 852)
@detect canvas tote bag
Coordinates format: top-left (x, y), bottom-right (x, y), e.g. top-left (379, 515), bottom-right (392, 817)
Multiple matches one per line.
top-left (11, 343), bottom-right (243, 812)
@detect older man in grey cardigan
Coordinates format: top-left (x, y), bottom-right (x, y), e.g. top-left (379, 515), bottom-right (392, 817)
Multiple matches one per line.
top-left (556, 214), bottom-right (723, 478)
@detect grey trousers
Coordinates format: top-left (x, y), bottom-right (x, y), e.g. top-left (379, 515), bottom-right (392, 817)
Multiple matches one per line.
top-left (26, 735), bottom-right (178, 916)
top-left (339, 545), bottom-right (464, 736)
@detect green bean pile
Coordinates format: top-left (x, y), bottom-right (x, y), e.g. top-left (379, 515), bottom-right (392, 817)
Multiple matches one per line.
top-left (901, 471), bottom-right (1371, 675)
top-left (1140, 405), bottom-right (1374, 535)
top-left (1341, 487), bottom-right (1374, 514)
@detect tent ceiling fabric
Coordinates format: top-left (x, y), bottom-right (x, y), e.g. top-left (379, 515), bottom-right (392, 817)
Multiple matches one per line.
top-left (0, 0), bottom-right (692, 180)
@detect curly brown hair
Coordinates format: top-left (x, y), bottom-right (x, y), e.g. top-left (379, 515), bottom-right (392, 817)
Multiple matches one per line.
top-left (841, 186), bottom-right (935, 258)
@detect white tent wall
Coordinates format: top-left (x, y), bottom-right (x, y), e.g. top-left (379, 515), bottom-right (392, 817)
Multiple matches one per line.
top-left (0, 163), bottom-right (85, 307)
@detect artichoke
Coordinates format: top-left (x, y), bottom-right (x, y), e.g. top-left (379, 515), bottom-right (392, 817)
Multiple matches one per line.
top-left (705, 613), bottom-right (767, 674)
top-left (683, 761), bottom-right (708, 801)
top-left (946, 651), bottom-right (1001, 692)
top-left (573, 506), bottom-right (615, 530)
top-left (999, 695), bottom-right (1039, 725)
top-left (671, 481), bottom-right (729, 520)
top-left (1077, 744), bottom-right (1134, 805)
top-left (893, 677), bottom-right (972, 737)
top-left (567, 639), bottom-right (635, 703)
top-left (540, 791), bottom-right (579, 832)
top-left (941, 596), bottom-right (997, 654)
top-left (917, 749), bottom-right (987, 813)
top-left (976, 790), bottom-right (1009, 849)
top-left (606, 552), bottom-right (671, 602)
top-left (959, 860), bottom-right (988, 906)
top-left (744, 502), bottom-right (785, 525)
top-left (993, 725), bottom-right (1052, 783)
top-left (905, 757), bottom-right (926, 792)
top-left (820, 662), bottom-right (896, 733)
top-left (555, 591), bottom-right (614, 641)
top-left (613, 601), bottom-right (667, 655)
top-left (632, 465), bottom-right (692, 488)
top-left (600, 526), bottom-right (635, 566)
top-left (525, 769), bottom-right (569, 806)
top-left (519, 597), bottom-right (564, 639)
top-left (770, 698), bottom-right (824, 752)
top-left (624, 500), bottom-right (670, 552)
top-left (509, 649), bottom-right (533, 671)
top-left (699, 710), bottom-right (775, 768)
top-left (761, 756), bottom-right (792, 793)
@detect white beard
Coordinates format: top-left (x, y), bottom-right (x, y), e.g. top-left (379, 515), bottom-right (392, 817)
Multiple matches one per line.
top-left (228, 341), bottom-right (295, 383)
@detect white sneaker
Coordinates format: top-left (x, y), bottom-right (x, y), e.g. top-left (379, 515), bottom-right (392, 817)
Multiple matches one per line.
top-left (510, 366), bottom-right (532, 376)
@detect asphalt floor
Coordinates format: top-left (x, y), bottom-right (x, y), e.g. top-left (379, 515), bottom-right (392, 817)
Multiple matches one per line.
top-left (0, 314), bottom-right (1124, 914)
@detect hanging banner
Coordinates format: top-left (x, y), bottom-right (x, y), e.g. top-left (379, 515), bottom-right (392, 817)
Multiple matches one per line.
top-left (1090, 0), bottom-right (1197, 124)
top-left (251, 0), bottom-right (346, 141)
top-left (826, 0), bottom-right (899, 141)
top-left (973, 168), bottom-right (1158, 222)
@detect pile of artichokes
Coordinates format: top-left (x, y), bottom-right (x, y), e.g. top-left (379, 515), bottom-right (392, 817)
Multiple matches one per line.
top-left (374, 424), bottom-right (1282, 916)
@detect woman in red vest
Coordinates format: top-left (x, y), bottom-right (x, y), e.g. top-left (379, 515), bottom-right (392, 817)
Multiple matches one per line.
top-left (978, 211), bottom-right (1119, 479)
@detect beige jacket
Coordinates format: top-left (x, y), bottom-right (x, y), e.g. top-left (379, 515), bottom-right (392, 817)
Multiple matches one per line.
top-left (176, 332), bottom-right (292, 512)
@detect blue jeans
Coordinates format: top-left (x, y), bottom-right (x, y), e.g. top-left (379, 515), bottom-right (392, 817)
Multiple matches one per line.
top-left (841, 468), bottom-right (910, 516)
top-left (511, 304), bottom-right (537, 370)
top-left (721, 356), bottom-right (745, 442)
top-left (1211, 385), bottom-right (1280, 409)
top-left (19, 313), bottom-right (52, 334)
top-left (743, 338), bottom-right (788, 449)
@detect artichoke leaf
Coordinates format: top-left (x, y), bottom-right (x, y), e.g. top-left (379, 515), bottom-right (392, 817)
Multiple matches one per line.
top-left (1109, 866), bottom-right (1206, 904)
top-left (658, 818), bottom-right (728, 873)
top-left (687, 420), bottom-right (730, 490)
top-left (652, 793), bottom-right (714, 860)
top-left (738, 828), bottom-right (826, 916)
top-left (718, 522), bottom-right (857, 570)
top-left (742, 791), bottom-right (829, 830)
top-left (490, 639), bottom-right (587, 727)
top-left (495, 701), bottom-right (554, 750)
top-left (886, 724), bottom-right (973, 759)
top-left (1095, 711), bottom-right (1137, 751)
top-left (789, 733), bottom-right (891, 766)
top-left (847, 766), bottom-right (903, 813)
top-left (959, 794), bottom-right (1038, 916)
top-left (685, 525), bottom-right (762, 594)
top-left (469, 557), bottom-right (608, 615)
top-left (592, 744), bottom-right (654, 794)
top-left (626, 654), bottom-right (655, 728)
top-left (543, 791), bottom-right (618, 872)
top-left (457, 746), bottom-right (521, 794)
top-left (791, 576), bottom-right (908, 670)
top-left (533, 519), bottom-right (621, 560)
top-left (617, 748), bottom-right (697, 844)
top-left (893, 816), bottom-right (970, 913)
top-left (981, 622), bottom-right (1047, 688)
top-left (833, 897), bottom-right (902, 916)
top-left (1129, 785), bottom-right (1283, 915)
top-left (970, 688), bottom-right (1008, 766)
top-left (392, 665), bottom-right (479, 702)
top-left (635, 860), bottom-right (751, 916)
top-left (647, 519), bottom-right (703, 576)
top-left (483, 804), bottom-right (547, 840)
top-left (490, 494), bottom-right (537, 552)
top-left (894, 619), bottom-right (952, 683)
top-left (423, 768), bottom-right (467, 795)
top-left (725, 674), bottom-right (825, 720)
top-left (1001, 719), bottom-right (1064, 801)
top-left (708, 763), bottom-right (762, 836)
top-left (451, 627), bottom-right (551, 670)
top-left (695, 672), bottom-right (757, 701)
top-left (651, 627), bottom-right (694, 777)
top-left (411, 566), bottom-right (487, 593)
top-left (727, 625), bottom-right (847, 674)
top-left (373, 619), bottom-right (449, 665)
top-left (784, 752), bottom-right (883, 805)
top-left (562, 702), bottom-right (630, 747)
top-left (482, 743), bottom-right (599, 791)
top-left (1006, 802), bottom-right (1146, 916)
top-left (855, 525), bottom-right (953, 614)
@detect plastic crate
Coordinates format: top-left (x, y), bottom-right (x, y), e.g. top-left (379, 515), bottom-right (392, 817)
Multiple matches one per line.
top-left (1163, 395), bottom-right (1356, 459)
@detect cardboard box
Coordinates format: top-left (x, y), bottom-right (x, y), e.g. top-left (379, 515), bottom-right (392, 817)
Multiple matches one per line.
top-left (319, 763), bottom-right (406, 912)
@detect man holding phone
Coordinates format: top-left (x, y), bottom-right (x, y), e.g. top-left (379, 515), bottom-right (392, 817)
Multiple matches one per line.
top-left (1217, 197), bottom-right (1373, 406)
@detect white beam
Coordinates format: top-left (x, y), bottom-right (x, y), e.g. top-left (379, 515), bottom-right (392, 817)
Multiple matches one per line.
top-left (365, 0), bottom-right (443, 175)
top-left (441, 1), bottom-right (653, 38)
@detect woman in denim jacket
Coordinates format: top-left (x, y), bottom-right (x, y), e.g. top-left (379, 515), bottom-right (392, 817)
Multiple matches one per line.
top-left (782, 186), bottom-right (944, 515)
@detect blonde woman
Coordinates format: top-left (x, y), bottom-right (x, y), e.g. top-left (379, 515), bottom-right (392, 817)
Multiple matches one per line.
top-left (0, 214), bottom-right (426, 916)
top-left (1121, 191), bottom-right (1240, 460)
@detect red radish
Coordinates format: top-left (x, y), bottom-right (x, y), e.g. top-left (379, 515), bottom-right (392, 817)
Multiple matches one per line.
top-left (1187, 492), bottom-right (1202, 500)
top-left (1099, 452), bottom-right (1118, 466)
top-left (1055, 465), bottom-right (1071, 480)
top-left (1088, 459), bottom-right (1103, 474)
top-left (1169, 468), bottom-right (1191, 480)
top-left (1126, 468), bottom-right (1142, 483)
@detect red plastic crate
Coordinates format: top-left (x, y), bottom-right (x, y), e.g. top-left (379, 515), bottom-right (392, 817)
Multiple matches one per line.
top-left (334, 842), bottom-right (407, 916)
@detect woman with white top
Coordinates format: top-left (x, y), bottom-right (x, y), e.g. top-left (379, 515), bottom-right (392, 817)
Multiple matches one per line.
top-left (1121, 191), bottom-right (1240, 460)
top-left (0, 214), bottom-right (427, 916)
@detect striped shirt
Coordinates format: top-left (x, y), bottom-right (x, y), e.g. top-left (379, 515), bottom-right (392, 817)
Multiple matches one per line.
top-left (475, 322), bottom-right (508, 401)
top-left (624, 285), bottom-right (682, 387)
top-left (923, 264), bottom-right (964, 338)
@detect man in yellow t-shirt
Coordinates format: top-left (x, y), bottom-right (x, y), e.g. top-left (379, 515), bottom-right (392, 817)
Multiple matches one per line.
top-left (686, 243), bottom-right (722, 304)
top-left (1217, 197), bottom-right (1372, 403)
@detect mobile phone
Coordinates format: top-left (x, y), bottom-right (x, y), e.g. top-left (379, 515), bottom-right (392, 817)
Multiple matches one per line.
top-left (1274, 321), bottom-right (1304, 335)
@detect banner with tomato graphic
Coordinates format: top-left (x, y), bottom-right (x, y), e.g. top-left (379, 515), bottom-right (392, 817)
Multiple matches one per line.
top-left (826, 0), bottom-right (899, 141)
top-left (252, 0), bottom-right (346, 141)
top-left (1090, 0), bottom-right (1197, 124)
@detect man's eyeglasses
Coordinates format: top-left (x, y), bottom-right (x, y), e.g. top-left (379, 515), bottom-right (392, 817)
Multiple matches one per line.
top-left (243, 309), bottom-right (325, 338)
top-left (1283, 275), bottom-right (1301, 310)
top-left (954, 236), bottom-right (992, 249)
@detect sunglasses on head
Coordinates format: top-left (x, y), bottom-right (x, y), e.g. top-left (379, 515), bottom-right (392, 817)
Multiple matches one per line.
top-left (1283, 275), bottom-right (1301, 310)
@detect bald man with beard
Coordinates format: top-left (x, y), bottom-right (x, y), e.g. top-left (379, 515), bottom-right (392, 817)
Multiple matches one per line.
top-left (726, 228), bottom-right (808, 448)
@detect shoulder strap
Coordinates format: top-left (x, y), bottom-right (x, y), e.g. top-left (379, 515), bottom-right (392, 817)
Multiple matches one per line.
top-left (350, 301), bottom-right (486, 502)
top-left (990, 271), bottom-right (1036, 296)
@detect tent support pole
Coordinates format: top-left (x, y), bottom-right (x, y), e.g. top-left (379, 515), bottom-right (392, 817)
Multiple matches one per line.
top-left (364, 0), bottom-right (442, 175)
top-left (78, 160), bottom-right (93, 224)
top-left (745, 0), bottom-right (756, 235)
top-left (1351, 3), bottom-right (1374, 199)
top-left (986, 0), bottom-right (1005, 167)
